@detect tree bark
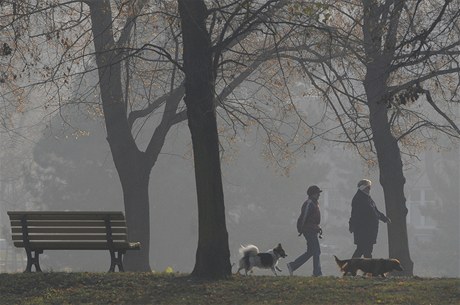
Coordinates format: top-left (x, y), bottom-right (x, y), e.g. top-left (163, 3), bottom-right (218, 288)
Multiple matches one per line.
top-left (364, 60), bottom-right (414, 276)
top-left (360, 0), bottom-right (413, 275)
top-left (178, 0), bottom-right (231, 279)
top-left (115, 148), bottom-right (152, 271)
top-left (89, 0), bottom-right (152, 271)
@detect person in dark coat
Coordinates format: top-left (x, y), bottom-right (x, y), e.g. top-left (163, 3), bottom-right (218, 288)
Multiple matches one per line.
top-left (287, 185), bottom-right (323, 277)
top-left (348, 179), bottom-right (391, 258)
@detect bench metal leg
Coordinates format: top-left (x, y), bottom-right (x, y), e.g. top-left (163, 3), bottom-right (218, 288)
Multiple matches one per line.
top-left (109, 250), bottom-right (125, 272)
top-left (25, 250), bottom-right (43, 272)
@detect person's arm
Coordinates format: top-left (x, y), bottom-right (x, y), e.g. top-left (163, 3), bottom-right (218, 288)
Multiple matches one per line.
top-left (379, 212), bottom-right (391, 223)
top-left (301, 200), bottom-right (312, 227)
top-left (349, 198), bottom-right (358, 233)
top-left (374, 204), bottom-right (391, 223)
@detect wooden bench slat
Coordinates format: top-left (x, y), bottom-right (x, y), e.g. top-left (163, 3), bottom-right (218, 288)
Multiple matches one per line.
top-left (10, 220), bottom-right (127, 227)
top-left (7, 211), bottom-right (140, 272)
top-left (12, 227), bottom-right (127, 234)
top-left (8, 211), bottom-right (125, 221)
top-left (11, 234), bottom-right (128, 241)
top-left (13, 241), bottom-right (141, 250)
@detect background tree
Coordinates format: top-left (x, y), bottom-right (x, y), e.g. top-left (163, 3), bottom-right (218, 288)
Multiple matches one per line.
top-left (87, 0), bottom-right (187, 271)
top-left (1, 0), bottom-right (191, 271)
top-left (78, 0), bottom-right (321, 276)
top-left (177, 0), bottom-right (230, 278)
top-left (292, 0), bottom-right (460, 275)
top-left (1, 0), bottom-right (325, 275)
top-left (177, 0), bottom-right (328, 278)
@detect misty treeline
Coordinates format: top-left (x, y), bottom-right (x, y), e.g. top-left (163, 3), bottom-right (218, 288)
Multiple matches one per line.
top-left (1, 0), bottom-right (460, 278)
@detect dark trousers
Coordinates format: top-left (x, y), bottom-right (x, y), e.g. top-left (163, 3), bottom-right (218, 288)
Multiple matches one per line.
top-left (352, 243), bottom-right (374, 258)
top-left (289, 231), bottom-right (322, 276)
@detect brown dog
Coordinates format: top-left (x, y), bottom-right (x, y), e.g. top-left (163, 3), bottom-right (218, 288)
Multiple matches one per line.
top-left (334, 255), bottom-right (403, 277)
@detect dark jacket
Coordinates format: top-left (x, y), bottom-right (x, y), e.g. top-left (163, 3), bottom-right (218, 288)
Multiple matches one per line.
top-left (299, 198), bottom-right (321, 234)
top-left (349, 190), bottom-right (387, 245)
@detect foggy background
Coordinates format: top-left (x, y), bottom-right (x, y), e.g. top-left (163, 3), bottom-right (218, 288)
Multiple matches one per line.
top-left (0, 105), bottom-right (458, 278)
top-left (1, 0), bottom-right (459, 280)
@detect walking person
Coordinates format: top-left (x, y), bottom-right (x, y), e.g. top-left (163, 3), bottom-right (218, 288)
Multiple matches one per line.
top-left (287, 185), bottom-right (323, 277)
top-left (348, 179), bottom-right (391, 258)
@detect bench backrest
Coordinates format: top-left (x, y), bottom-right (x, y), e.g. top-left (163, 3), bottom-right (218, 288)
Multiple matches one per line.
top-left (8, 211), bottom-right (130, 250)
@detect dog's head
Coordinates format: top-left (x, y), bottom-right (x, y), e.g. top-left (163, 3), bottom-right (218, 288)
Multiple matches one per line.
top-left (389, 259), bottom-right (404, 271)
top-left (274, 243), bottom-right (287, 258)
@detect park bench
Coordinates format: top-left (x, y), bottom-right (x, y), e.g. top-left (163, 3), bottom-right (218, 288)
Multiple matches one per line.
top-left (7, 211), bottom-right (141, 272)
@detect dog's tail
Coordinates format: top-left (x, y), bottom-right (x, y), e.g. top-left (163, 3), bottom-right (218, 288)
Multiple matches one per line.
top-left (239, 244), bottom-right (259, 257)
top-left (334, 255), bottom-right (347, 269)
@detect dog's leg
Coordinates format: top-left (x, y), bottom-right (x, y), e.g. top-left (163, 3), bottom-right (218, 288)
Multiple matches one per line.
top-left (342, 263), bottom-right (352, 277)
top-left (275, 266), bottom-right (282, 272)
top-left (271, 267), bottom-right (278, 276)
top-left (341, 262), bottom-right (350, 276)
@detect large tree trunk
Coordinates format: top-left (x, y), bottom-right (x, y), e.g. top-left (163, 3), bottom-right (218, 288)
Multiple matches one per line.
top-left (364, 61), bottom-right (414, 276)
top-left (178, 0), bottom-right (232, 279)
top-left (361, 1), bottom-right (413, 276)
top-left (89, 0), bottom-right (152, 271)
top-left (115, 148), bottom-right (152, 271)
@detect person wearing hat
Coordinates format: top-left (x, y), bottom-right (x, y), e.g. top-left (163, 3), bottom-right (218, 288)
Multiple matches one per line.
top-left (287, 185), bottom-right (323, 276)
top-left (348, 179), bottom-right (391, 258)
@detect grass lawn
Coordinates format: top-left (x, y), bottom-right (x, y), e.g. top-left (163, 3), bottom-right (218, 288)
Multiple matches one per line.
top-left (0, 273), bottom-right (458, 305)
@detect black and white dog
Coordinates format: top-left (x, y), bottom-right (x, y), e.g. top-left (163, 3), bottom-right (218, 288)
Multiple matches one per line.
top-left (237, 243), bottom-right (287, 276)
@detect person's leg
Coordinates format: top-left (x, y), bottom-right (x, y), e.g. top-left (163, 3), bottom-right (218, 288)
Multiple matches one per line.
top-left (289, 251), bottom-right (312, 272)
top-left (362, 243), bottom-right (373, 258)
top-left (352, 244), bottom-right (364, 258)
top-left (288, 233), bottom-right (313, 272)
top-left (311, 234), bottom-right (322, 276)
